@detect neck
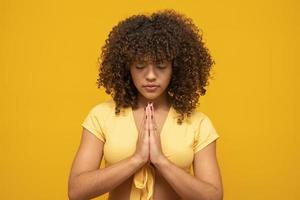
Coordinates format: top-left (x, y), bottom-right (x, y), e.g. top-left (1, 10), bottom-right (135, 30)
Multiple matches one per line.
top-left (136, 92), bottom-right (171, 111)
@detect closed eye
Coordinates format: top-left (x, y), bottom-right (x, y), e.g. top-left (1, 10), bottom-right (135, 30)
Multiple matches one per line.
top-left (135, 63), bottom-right (168, 69)
top-left (157, 64), bottom-right (167, 69)
top-left (136, 64), bottom-right (145, 69)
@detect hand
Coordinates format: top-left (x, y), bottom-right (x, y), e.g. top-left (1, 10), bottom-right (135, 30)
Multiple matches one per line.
top-left (133, 104), bottom-right (150, 165)
top-left (147, 102), bottom-right (165, 165)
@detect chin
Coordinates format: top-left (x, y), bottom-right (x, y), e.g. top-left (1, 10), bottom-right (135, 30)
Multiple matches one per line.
top-left (143, 94), bottom-right (158, 100)
top-left (142, 92), bottom-right (163, 100)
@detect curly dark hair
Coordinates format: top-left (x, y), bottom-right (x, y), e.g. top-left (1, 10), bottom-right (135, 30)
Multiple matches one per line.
top-left (96, 9), bottom-right (215, 124)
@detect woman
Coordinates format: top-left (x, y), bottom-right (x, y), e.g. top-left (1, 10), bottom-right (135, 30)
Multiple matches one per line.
top-left (68, 9), bottom-right (223, 200)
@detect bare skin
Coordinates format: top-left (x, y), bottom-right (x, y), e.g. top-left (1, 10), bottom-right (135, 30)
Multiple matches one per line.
top-left (68, 59), bottom-right (223, 199)
top-left (68, 103), bottom-right (181, 200)
top-left (112, 58), bottom-right (181, 199)
top-left (108, 105), bottom-right (181, 200)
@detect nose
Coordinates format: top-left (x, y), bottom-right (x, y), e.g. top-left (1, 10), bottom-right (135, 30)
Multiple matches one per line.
top-left (145, 64), bottom-right (157, 81)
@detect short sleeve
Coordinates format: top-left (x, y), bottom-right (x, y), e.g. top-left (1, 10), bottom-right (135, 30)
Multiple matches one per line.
top-left (81, 106), bottom-right (106, 143)
top-left (193, 115), bottom-right (220, 153)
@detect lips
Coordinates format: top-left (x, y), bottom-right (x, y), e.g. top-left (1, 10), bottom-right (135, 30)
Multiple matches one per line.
top-left (143, 85), bottom-right (159, 92)
top-left (144, 84), bottom-right (159, 87)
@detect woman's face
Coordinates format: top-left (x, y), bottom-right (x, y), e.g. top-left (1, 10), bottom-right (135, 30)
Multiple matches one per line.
top-left (130, 58), bottom-right (172, 101)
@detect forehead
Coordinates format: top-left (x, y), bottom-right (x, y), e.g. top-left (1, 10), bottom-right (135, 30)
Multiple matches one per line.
top-left (132, 55), bottom-right (170, 64)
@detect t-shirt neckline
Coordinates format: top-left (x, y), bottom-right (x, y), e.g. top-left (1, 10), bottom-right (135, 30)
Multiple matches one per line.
top-left (128, 105), bottom-right (173, 137)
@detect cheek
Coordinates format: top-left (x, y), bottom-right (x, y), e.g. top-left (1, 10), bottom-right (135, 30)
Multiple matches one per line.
top-left (161, 74), bottom-right (172, 87)
top-left (130, 71), bottom-right (143, 86)
top-left (130, 69), bottom-right (138, 80)
top-left (164, 70), bottom-right (172, 82)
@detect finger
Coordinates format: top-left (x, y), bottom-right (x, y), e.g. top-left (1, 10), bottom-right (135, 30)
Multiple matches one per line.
top-left (150, 103), bottom-right (157, 134)
top-left (142, 106), bottom-right (147, 126)
top-left (143, 105), bottom-right (149, 138)
top-left (151, 103), bottom-right (155, 122)
top-left (138, 107), bottom-right (146, 139)
top-left (137, 105), bottom-right (148, 138)
top-left (145, 104), bottom-right (150, 136)
top-left (149, 104), bottom-right (155, 134)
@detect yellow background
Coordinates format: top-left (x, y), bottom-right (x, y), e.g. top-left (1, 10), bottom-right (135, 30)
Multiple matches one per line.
top-left (1, 0), bottom-right (299, 199)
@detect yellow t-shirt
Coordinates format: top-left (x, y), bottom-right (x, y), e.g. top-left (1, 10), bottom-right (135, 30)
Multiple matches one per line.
top-left (81, 99), bottom-right (220, 200)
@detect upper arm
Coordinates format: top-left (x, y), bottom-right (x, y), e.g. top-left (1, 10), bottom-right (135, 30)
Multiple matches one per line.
top-left (69, 127), bottom-right (104, 181)
top-left (193, 140), bottom-right (223, 197)
top-left (192, 114), bottom-right (223, 197)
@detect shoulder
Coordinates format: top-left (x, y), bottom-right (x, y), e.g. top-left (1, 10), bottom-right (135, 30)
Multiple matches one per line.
top-left (88, 99), bottom-right (115, 113)
top-left (182, 108), bottom-right (211, 128)
top-left (85, 99), bottom-right (116, 122)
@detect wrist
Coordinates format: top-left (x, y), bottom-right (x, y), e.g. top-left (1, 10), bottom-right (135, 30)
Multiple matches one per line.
top-left (131, 155), bottom-right (147, 168)
top-left (153, 155), bottom-right (168, 168)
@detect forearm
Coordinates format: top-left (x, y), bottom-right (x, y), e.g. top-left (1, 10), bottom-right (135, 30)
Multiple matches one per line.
top-left (69, 155), bottom-right (144, 200)
top-left (154, 156), bottom-right (221, 200)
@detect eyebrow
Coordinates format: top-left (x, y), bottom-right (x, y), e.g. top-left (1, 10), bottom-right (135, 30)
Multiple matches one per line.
top-left (134, 59), bottom-right (170, 64)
